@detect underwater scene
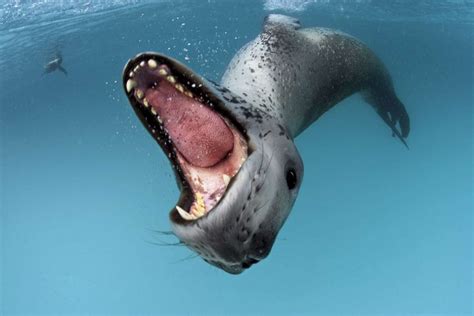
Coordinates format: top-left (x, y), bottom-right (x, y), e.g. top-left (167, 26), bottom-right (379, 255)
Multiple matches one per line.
top-left (1, 0), bottom-right (472, 315)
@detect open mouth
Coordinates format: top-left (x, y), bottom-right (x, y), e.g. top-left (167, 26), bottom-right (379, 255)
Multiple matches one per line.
top-left (123, 54), bottom-right (248, 222)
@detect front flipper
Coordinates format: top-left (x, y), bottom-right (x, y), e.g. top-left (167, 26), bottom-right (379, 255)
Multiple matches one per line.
top-left (58, 65), bottom-right (68, 76)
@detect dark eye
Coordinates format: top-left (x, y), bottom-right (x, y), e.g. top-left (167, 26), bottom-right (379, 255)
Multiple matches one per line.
top-left (286, 168), bottom-right (297, 190)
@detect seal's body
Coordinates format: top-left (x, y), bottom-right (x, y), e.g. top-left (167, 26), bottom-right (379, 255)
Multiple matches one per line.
top-left (222, 14), bottom-right (409, 140)
top-left (122, 14), bottom-right (410, 274)
top-left (43, 52), bottom-right (68, 76)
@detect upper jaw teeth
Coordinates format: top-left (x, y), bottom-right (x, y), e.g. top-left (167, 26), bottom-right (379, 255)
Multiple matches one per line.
top-left (135, 89), bottom-right (144, 99)
top-left (126, 79), bottom-right (137, 93)
top-left (159, 68), bottom-right (168, 76)
top-left (126, 58), bottom-right (195, 111)
top-left (147, 59), bottom-right (157, 68)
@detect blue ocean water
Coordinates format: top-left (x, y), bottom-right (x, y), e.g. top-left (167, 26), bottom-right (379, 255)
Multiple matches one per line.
top-left (0, 0), bottom-right (472, 315)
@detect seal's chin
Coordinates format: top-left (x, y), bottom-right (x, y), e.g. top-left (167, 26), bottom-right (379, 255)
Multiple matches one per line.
top-left (123, 53), bottom-right (248, 223)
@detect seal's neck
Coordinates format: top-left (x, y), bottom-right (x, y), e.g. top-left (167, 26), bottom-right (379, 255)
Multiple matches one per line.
top-left (221, 25), bottom-right (325, 139)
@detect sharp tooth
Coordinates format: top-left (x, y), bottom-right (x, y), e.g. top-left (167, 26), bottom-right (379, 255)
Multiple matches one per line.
top-left (175, 84), bottom-right (184, 93)
top-left (140, 61), bottom-right (145, 67)
top-left (223, 174), bottom-right (231, 186)
top-left (129, 71), bottom-right (134, 78)
top-left (190, 204), bottom-right (205, 217)
top-left (134, 65), bottom-right (140, 72)
top-left (158, 68), bottom-right (168, 76)
top-left (143, 98), bottom-right (149, 107)
top-left (148, 59), bottom-right (157, 68)
top-left (136, 89), bottom-right (144, 99)
top-left (195, 192), bottom-right (204, 204)
top-left (126, 79), bottom-right (137, 93)
top-left (191, 208), bottom-right (204, 217)
top-left (176, 206), bottom-right (196, 221)
top-left (157, 116), bottom-right (162, 124)
top-left (167, 76), bottom-right (176, 84)
top-left (151, 107), bottom-right (157, 115)
top-left (185, 91), bottom-right (193, 98)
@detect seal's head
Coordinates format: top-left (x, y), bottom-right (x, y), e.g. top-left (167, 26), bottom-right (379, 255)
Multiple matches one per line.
top-left (123, 53), bottom-right (303, 274)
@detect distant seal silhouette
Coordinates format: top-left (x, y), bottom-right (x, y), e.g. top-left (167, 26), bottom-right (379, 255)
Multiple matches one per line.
top-left (122, 14), bottom-right (410, 274)
top-left (43, 52), bottom-right (68, 76)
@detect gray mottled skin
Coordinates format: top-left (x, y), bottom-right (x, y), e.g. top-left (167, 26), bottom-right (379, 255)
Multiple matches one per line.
top-left (131, 14), bottom-right (409, 274)
top-left (222, 14), bottom-right (409, 140)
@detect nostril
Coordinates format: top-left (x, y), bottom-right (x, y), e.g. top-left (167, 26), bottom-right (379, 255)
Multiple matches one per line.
top-left (241, 257), bottom-right (260, 269)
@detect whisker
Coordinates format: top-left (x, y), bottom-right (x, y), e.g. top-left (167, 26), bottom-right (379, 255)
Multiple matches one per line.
top-left (147, 229), bottom-right (176, 236)
top-left (145, 239), bottom-right (185, 247)
top-left (171, 253), bottom-right (200, 263)
top-left (258, 142), bottom-right (266, 175)
top-left (144, 230), bottom-right (183, 247)
top-left (263, 149), bottom-right (274, 176)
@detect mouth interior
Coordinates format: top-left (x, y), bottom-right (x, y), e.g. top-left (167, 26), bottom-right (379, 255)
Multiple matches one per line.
top-left (125, 57), bottom-right (248, 221)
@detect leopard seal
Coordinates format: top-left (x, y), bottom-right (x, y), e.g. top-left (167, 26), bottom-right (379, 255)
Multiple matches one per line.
top-left (122, 14), bottom-right (410, 274)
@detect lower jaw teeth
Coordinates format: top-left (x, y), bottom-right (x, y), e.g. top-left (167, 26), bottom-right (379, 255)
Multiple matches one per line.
top-left (176, 205), bottom-right (197, 221)
top-left (176, 193), bottom-right (207, 221)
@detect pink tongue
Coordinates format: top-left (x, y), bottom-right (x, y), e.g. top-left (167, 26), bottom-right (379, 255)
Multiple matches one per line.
top-left (145, 82), bottom-right (234, 168)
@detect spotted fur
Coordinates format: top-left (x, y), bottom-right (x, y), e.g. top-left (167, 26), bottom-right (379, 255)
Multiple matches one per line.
top-left (124, 14), bottom-right (410, 274)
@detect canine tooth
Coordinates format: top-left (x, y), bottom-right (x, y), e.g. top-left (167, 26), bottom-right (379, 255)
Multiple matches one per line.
top-left (136, 89), bottom-right (144, 99)
top-left (148, 59), bottom-right (157, 68)
top-left (167, 75), bottom-right (176, 84)
top-left (175, 84), bottom-right (184, 93)
top-left (143, 98), bottom-right (149, 107)
top-left (159, 68), bottom-right (168, 76)
top-left (176, 206), bottom-right (196, 221)
top-left (223, 174), bottom-right (231, 186)
top-left (126, 79), bottom-right (137, 92)
top-left (140, 61), bottom-right (145, 67)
